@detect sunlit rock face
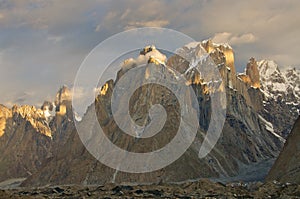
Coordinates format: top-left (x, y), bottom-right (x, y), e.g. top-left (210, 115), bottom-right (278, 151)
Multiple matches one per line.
top-left (100, 82), bottom-right (109, 96)
top-left (0, 105), bottom-right (11, 137)
top-left (201, 39), bottom-right (236, 75)
top-left (55, 85), bottom-right (72, 105)
top-left (237, 74), bottom-right (251, 85)
top-left (117, 45), bottom-right (167, 81)
top-left (246, 57), bottom-right (260, 88)
top-left (55, 85), bottom-right (72, 117)
top-left (237, 57), bottom-right (260, 89)
top-left (187, 41), bottom-right (263, 112)
top-left (11, 105), bottom-right (52, 138)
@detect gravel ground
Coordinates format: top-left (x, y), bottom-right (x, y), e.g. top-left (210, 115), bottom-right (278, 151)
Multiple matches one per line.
top-left (0, 179), bottom-right (299, 198)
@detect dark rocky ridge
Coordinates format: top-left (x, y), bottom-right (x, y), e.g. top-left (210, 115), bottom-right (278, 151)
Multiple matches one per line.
top-left (266, 116), bottom-right (300, 184)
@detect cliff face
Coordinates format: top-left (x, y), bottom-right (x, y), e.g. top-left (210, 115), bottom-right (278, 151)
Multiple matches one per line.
top-left (266, 116), bottom-right (300, 184)
top-left (237, 57), bottom-right (260, 89)
top-left (246, 57), bottom-right (260, 88)
top-left (0, 105), bottom-right (11, 137)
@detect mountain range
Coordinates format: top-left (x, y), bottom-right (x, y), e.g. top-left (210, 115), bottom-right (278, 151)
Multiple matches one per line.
top-left (0, 40), bottom-right (299, 188)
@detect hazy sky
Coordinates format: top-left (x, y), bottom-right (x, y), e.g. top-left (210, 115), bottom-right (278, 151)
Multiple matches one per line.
top-left (0, 0), bottom-right (299, 107)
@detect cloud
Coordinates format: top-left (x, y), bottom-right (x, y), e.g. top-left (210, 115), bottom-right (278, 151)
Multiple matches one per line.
top-left (1, 91), bottom-right (39, 108)
top-left (212, 32), bottom-right (257, 45)
top-left (97, 0), bottom-right (171, 33)
top-left (125, 20), bottom-right (169, 30)
top-left (0, 0), bottom-right (300, 107)
top-left (0, 0), bottom-right (108, 29)
top-left (93, 0), bottom-right (300, 68)
top-left (230, 33), bottom-right (256, 45)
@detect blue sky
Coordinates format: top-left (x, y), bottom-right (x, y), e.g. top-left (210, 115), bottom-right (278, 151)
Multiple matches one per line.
top-left (0, 0), bottom-right (299, 107)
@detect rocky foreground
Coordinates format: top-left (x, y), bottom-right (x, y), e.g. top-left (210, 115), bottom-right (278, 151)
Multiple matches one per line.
top-left (0, 180), bottom-right (299, 198)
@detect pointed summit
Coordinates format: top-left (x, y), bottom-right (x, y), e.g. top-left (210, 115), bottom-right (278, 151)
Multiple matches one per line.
top-left (55, 85), bottom-right (72, 106)
top-left (201, 39), bottom-right (235, 75)
top-left (246, 57), bottom-right (260, 88)
top-left (55, 85), bottom-right (72, 117)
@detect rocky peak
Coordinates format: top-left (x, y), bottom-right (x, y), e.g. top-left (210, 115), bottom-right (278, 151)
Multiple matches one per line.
top-left (198, 40), bottom-right (237, 91)
top-left (140, 45), bottom-right (156, 55)
top-left (0, 104), bottom-right (11, 118)
top-left (41, 101), bottom-right (55, 119)
top-left (55, 85), bottom-right (72, 117)
top-left (139, 45), bottom-right (166, 63)
top-left (117, 45), bottom-right (167, 82)
top-left (246, 57), bottom-right (260, 88)
top-left (167, 42), bottom-right (262, 111)
top-left (238, 57), bottom-right (260, 88)
top-left (258, 60), bottom-right (300, 105)
top-left (167, 41), bottom-right (233, 87)
top-left (258, 60), bottom-right (281, 80)
top-left (201, 39), bottom-right (235, 75)
top-left (55, 85), bottom-right (71, 106)
top-left (11, 105), bottom-right (52, 138)
top-left (148, 55), bottom-right (166, 65)
top-left (124, 45), bottom-right (166, 67)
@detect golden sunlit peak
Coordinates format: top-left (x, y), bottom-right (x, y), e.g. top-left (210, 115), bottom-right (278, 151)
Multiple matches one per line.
top-left (148, 56), bottom-right (165, 65)
top-left (140, 45), bottom-right (156, 55)
top-left (100, 83), bottom-right (109, 96)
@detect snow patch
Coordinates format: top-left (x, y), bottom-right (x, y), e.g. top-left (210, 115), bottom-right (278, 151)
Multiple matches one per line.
top-left (258, 115), bottom-right (285, 142)
top-left (74, 112), bottom-right (82, 122)
top-left (271, 82), bottom-right (287, 92)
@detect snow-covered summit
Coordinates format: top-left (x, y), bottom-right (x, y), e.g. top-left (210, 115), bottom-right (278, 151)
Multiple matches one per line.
top-left (201, 39), bottom-right (233, 50)
top-left (258, 60), bottom-right (300, 105)
top-left (122, 45), bottom-right (167, 70)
